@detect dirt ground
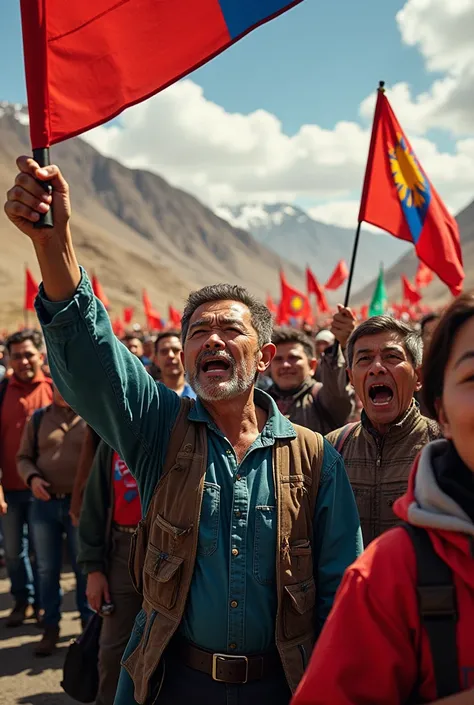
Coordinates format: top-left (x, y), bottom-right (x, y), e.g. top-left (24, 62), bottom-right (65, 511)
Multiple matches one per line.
top-left (0, 565), bottom-right (81, 705)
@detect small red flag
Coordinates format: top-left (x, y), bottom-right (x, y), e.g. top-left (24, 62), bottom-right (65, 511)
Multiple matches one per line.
top-left (266, 294), bottom-right (278, 316)
top-left (168, 306), bottom-right (182, 328)
top-left (415, 261), bottom-right (434, 289)
top-left (306, 267), bottom-right (330, 313)
top-left (360, 304), bottom-right (369, 320)
top-left (401, 275), bottom-right (422, 305)
top-left (324, 260), bottom-right (349, 291)
top-left (19, 0), bottom-right (301, 148)
top-left (358, 88), bottom-right (463, 296)
top-left (123, 307), bottom-right (135, 325)
top-left (143, 291), bottom-right (163, 331)
top-left (278, 271), bottom-right (312, 325)
top-left (24, 267), bottom-right (38, 312)
top-left (112, 317), bottom-right (125, 338)
top-left (92, 274), bottom-right (110, 309)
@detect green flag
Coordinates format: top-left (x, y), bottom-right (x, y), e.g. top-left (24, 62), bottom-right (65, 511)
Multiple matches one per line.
top-left (369, 267), bottom-right (387, 317)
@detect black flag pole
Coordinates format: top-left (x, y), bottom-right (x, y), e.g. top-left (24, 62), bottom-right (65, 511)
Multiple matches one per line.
top-left (33, 147), bottom-right (54, 229)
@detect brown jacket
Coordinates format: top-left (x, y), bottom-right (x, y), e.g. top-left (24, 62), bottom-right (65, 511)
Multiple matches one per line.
top-left (326, 401), bottom-right (440, 545)
top-left (70, 425), bottom-right (101, 518)
top-left (17, 403), bottom-right (87, 495)
top-left (125, 399), bottom-right (324, 704)
top-left (268, 347), bottom-right (353, 434)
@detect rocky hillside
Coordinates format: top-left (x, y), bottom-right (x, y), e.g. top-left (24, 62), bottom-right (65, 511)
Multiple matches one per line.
top-left (0, 105), bottom-right (302, 328)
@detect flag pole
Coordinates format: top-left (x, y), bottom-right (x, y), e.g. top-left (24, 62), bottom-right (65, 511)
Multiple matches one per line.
top-left (33, 147), bottom-right (54, 229)
top-left (343, 221), bottom-right (362, 307)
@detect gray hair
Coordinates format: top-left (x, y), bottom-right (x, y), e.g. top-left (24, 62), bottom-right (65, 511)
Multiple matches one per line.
top-left (346, 315), bottom-right (423, 368)
top-left (181, 284), bottom-right (273, 347)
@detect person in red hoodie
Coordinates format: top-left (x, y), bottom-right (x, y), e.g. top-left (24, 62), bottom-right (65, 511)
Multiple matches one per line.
top-left (0, 330), bottom-right (53, 627)
top-left (292, 291), bottom-right (474, 705)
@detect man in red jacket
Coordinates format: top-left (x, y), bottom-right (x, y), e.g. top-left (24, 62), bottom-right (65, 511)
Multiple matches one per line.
top-left (0, 330), bottom-right (53, 626)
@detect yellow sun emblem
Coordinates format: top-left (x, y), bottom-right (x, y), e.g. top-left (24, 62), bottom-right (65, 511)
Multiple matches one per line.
top-left (291, 295), bottom-right (304, 312)
top-left (388, 133), bottom-right (429, 209)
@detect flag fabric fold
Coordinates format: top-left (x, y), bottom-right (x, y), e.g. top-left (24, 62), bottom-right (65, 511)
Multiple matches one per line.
top-left (112, 317), bottom-right (125, 338)
top-left (415, 261), bottom-right (434, 289)
top-left (324, 260), bottom-right (349, 291)
top-left (369, 267), bottom-right (387, 317)
top-left (24, 268), bottom-right (38, 312)
top-left (401, 275), bottom-right (422, 305)
top-left (92, 274), bottom-right (110, 309)
top-left (278, 271), bottom-right (312, 325)
top-left (306, 267), bottom-right (330, 313)
top-left (20, 0), bottom-right (302, 148)
top-left (123, 307), bottom-right (135, 325)
top-left (143, 290), bottom-right (163, 331)
top-left (168, 305), bottom-right (182, 328)
top-left (358, 88), bottom-right (463, 296)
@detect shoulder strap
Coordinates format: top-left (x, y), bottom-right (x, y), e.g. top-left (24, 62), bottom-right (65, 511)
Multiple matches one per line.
top-left (287, 425), bottom-right (325, 514)
top-left (402, 523), bottom-right (459, 699)
top-left (334, 422), bottom-right (358, 454)
top-left (0, 377), bottom-right (9, 411)
top-left (32, 407), bottom-right (47, 463)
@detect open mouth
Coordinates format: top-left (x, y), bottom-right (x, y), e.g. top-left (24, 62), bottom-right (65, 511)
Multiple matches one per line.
top-left (200, 358), bottom-right (232, 374)
top-left (368, 383), bottom-right (394, 406)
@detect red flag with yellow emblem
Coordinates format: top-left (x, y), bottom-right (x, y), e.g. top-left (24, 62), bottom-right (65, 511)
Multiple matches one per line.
top-left (278, 271), bottom-right (312, 325)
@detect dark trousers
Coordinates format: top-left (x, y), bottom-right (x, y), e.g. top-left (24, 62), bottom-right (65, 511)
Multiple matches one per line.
top-left (97, 528), bottom-right (143, 705)
top-left (3, 490), bottom-right (37, 604)
top-left (156, 657), bottom-right (292, 705)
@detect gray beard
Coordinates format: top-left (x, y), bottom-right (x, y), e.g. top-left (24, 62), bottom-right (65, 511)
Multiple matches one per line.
top-left (187, 357), bottom-right (258, 401)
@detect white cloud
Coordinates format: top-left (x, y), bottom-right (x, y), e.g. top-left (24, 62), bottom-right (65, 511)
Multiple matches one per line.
top-left (82, 0), bottom-right (474, 228)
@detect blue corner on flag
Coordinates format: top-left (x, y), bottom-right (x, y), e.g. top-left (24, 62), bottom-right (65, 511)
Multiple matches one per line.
top-left (218, 0), bottom-right (298, 39)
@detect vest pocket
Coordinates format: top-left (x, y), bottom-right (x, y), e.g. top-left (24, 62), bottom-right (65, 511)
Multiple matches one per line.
top-left (143, 543), bottom-right (183, 611)
top-left (129, 519), bottom-right (147, 595)
top-left (253, 506), bottom-right (276, 585)
top-left (283, 577), bottom-right (316, 640)
top-left (197, 482), bottom-right (220, 557)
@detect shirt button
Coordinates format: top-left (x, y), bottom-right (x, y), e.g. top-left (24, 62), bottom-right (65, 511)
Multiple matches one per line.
top-left (230, 600), bottom-right (238, 608)
top-left (234, 510), bottom-right (241, 518)
top-left (236, 474), bottom-right (241, 481)
top-left (229, 643), bottom-right (237, 650)
top-left (226, 449), bottom-right (232, 455)
top-left (232, 548), bottom-right (239, 557)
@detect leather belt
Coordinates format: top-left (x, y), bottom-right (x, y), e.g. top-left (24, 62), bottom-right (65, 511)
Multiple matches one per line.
top-left (112, 523), bottom-right (137, 534)
top-left (169, 640), bottom-right (281, 684)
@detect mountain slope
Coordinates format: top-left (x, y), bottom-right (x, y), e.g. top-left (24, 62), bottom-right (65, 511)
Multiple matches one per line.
top-left (352, 198), bottom-right (474, 306)
top-left (0, 106), bottom-right (302, 328)
top-left (216, 203), bottom-right (410, 291)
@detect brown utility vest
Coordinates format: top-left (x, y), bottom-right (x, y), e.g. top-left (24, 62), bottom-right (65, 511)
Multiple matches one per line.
top-left (124, 397), bottom-right (324, 704)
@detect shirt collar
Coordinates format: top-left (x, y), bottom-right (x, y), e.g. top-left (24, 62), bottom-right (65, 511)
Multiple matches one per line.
top-left (361, 398), bottom-right (422, 442)
top-left (187, 387), bottom-right (296, 440)
top-left (9, 370), bottom-right (49, 388)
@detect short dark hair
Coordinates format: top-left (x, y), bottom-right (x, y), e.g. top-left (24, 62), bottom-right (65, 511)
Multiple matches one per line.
top-left (422, 292), bottom-right (474, 419)
top-left (346, 315), bottom-right (422, 368)
top-left (420, 312), bottom-right (440, 333)
top-left (6, 329), bottom-right (44, 354)
top-left (121, 333), bottom-right (144, 344)
top-left (271, 327), bottom-right (315, 360)
top-left (154, 329), bottom-right (182, 355)
top-left (181, 284), bottom-right (273, 347)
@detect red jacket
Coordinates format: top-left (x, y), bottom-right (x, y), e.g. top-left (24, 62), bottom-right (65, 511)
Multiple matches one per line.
top-left (292, 440), bottom-right (474, 705)
top-left (0, 372), bottom-right (53, 491)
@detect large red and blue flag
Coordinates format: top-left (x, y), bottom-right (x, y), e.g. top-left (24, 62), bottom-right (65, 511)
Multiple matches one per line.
top-left (20, 0), bottom-right (302, 148)
top-left (358, 88), bottom-right (464, 296)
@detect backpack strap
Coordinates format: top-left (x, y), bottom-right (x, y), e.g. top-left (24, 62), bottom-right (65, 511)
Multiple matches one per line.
top-left (401, 523), bottom-right (459, 699)
top-left (31, 407), bottom-right (47, 463)
top-left (334, 422), bottom-right (358, 455)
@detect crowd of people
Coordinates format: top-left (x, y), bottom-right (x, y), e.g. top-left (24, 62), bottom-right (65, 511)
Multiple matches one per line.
top-left (0, 155), bottom-right (472, 705)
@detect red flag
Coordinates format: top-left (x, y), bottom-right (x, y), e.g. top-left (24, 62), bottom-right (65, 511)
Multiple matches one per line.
top-left (358, 87), bottom-right (463, 296)
top-left (168, 305), bottom-right (182, 328)
top-left (92, 274), bottom-right (110, 309)
top-left (278, 271), bottom-right (312, 325)
top-left (24, 267), bottom-right (38, 312)
top-left (415, 261), bottom-right (434, 289)
top-left (112, 317), bottom-right (125, 338)
top-left (143, 290), bottom-right (163, 331)
top-left (123, 307), bottom-right (135, 324)
top-left (306, 267), bottom-right (330, 313)
top-left (401, 275), bottom-right (422, 305)
top-left (20, 0), bottom-right (301, 148)
top-left (324, 260), bottom-right (349, 291)
top-left (266, 294), bottom-right (278, 316)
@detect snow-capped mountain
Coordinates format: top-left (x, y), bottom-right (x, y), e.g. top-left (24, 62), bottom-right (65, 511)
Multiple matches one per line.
top-left (0, 101), bottom-right (29, 126)
top-left (216, 203), bottom-right (410, 293)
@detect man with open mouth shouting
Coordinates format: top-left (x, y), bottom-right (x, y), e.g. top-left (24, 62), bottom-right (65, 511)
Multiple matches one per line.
top-left (326, 315), bottom-right (442, 546)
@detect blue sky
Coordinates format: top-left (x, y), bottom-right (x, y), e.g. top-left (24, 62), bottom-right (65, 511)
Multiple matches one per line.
top-left (1, 0), bottom-right (472, 228)
top-left (0, 0), bottom-right (432, 132)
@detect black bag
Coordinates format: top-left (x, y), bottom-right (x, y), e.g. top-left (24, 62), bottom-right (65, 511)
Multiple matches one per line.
top-left (61, 613), bottom-right (102, 703)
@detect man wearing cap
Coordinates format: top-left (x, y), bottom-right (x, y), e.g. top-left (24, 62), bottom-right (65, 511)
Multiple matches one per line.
top-left (267, 308), bottom-right (355, 434)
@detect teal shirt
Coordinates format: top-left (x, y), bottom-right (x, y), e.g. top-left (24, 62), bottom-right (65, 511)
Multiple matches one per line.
top-left (36, 271), bottom-right (362, 701)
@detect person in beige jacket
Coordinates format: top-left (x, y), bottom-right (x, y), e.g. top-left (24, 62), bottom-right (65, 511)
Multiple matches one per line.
top-left (17, 386), bottom-right (92, 656)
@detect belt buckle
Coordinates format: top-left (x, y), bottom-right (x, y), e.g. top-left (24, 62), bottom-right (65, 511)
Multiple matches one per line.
top-left (212, 653), bottom-right (248, 684)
